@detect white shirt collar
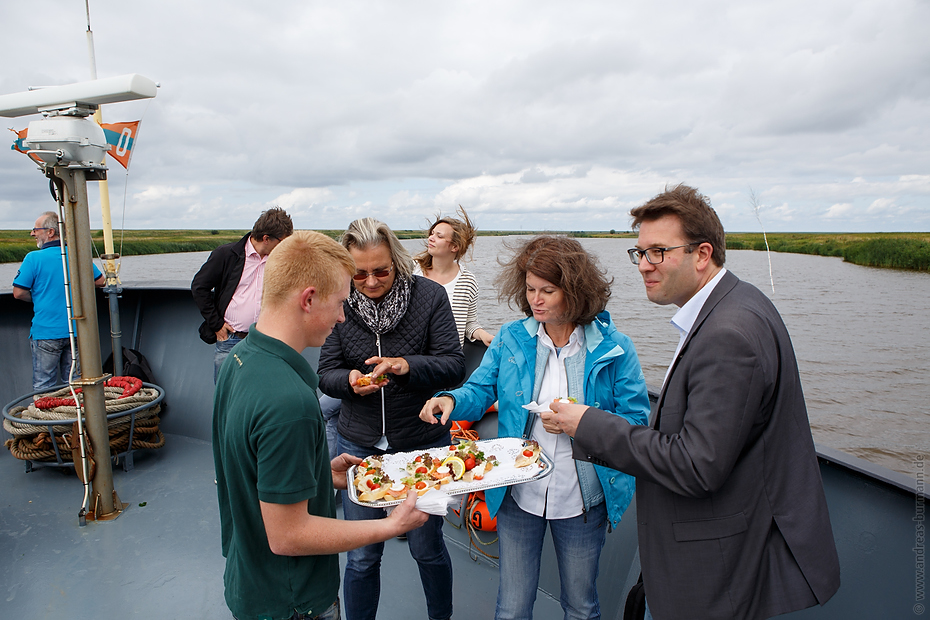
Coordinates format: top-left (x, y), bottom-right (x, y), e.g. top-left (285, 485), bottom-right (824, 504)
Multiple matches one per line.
top-left (536, 322), bottom-right (584, 358)
top-left (670, 267), bottom-right (727, 339)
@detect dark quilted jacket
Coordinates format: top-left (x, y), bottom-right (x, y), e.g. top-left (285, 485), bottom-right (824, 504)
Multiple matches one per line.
top-left (318, 276), bottom-right (466, 451)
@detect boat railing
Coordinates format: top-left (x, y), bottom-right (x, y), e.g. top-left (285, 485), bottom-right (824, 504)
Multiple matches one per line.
top-left (2, 382), bottom-right (166, 473)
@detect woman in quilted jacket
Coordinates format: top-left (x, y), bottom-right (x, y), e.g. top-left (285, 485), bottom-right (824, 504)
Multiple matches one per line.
top-left (318, 217), bottom-right (465, 620)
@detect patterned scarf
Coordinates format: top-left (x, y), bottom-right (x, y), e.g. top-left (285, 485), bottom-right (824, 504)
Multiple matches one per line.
top-left (347, 274), bottom-right (412, 335)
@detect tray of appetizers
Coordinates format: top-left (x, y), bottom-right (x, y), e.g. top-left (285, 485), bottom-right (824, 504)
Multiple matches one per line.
top-left (345, 437), bottom-right (553, 507)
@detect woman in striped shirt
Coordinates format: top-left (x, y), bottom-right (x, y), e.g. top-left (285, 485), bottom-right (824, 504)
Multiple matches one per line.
top-left (414, 207), bottom-right (495, 347)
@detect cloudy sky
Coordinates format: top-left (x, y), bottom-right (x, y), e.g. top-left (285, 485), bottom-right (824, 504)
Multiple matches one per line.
top-left (1, 0), bottom-right (928, 233)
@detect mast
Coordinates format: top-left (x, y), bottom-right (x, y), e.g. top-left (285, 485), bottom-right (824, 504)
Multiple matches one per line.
top-left (86, 0), bottom-right (123, 374)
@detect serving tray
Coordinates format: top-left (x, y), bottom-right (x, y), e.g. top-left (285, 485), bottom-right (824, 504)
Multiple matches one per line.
top-left (346, 437), bottom-right (553, 507)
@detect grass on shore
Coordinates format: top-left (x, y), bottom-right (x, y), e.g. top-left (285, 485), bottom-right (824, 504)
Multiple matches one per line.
top-left (1, 229), bottom-right (928, 272)
top-left (724, 232), bottom-right (930, 272)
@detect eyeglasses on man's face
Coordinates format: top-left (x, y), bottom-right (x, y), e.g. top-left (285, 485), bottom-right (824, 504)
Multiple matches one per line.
top-left (31, 227), bottom-right (52, 233)
top-left (352, 263), bottom-right (394, 281)
top-left (627, 242), bottom-right (701, 265)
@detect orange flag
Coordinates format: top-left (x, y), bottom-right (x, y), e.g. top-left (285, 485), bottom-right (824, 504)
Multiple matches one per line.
top-left (9, 121), bottom-right (142, 170)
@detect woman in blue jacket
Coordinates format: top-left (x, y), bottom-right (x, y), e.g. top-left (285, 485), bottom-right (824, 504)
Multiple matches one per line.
top-left (420, 235), bottom-right (650, 620)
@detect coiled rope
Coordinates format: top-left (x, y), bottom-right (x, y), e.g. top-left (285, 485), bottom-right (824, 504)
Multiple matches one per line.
top-left (3, 376), bottom-right (164, 464)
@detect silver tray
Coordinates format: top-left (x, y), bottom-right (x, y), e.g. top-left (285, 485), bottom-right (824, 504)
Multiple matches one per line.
top-left (345, 437), bottom-right (553, 507)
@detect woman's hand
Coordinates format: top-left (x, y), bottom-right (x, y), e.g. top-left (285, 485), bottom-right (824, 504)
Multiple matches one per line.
top-left (365, 356), bottom-right (410, 377)
top-left (474, 328), bottom-right (494, 347)
top-left (349, 369), bottom-right (389, 395)
top-left (419, 395), bottom-right (455, 425)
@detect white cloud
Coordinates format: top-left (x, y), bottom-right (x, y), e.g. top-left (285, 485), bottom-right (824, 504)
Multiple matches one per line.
top-left (825, 203), bottom-right (854, 218)
top-left (1, 0), bottom-right (928, 233)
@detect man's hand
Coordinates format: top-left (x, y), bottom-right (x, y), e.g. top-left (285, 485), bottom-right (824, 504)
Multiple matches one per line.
top-left (419, 396), bottom-right (454, 425)
top-left (215, 323), bottom-right (234, 342)
top-left (386, 491), bottom-right (430, 533)
top-left (330, 453), bottom-right (362, 490)
top-left (540, 401), bottom-right (588, 437)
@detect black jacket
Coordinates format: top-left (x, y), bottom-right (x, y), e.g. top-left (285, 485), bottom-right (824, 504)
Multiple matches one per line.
top-left (318, 276), bottom-right (466, 451)
top-left (190, 234), bottom-right (249, 344)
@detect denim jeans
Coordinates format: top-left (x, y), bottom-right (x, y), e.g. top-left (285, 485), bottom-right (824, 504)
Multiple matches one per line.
top-left (495, 492), bottom-right (608, 620)
top-left (233, 598), bottom-right (340, 620)
top-left (336, 432), bottom-right (453, 620)
top-left (214, 334), bottom-right (243, 383)
top-left (318, 395), bottom-right (342, 461)
top-left (31, 338), bottom-right (78, 392)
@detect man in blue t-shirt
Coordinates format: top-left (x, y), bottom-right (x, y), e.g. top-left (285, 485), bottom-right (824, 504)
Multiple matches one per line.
top-left (12, 211), bottom-right (104, 391)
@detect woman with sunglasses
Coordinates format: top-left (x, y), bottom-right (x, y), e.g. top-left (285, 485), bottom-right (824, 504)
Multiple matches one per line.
top-left (414, 206), bottom-right (494, 347)
top-left (317, 217), bottom-right (465, 620)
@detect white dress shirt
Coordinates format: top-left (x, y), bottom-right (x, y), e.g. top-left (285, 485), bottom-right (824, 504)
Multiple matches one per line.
top-left (511, 323), bottom-right (585, 519)
top-left (663, 267), bottom-right (728, 387)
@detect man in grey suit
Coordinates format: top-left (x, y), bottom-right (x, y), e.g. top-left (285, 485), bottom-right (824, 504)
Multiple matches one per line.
top-left (543, 184), bottom-right (840, 619)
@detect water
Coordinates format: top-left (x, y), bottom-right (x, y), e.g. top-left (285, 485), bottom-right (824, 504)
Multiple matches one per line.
top-left (3, 238), bottom-right (927, 477)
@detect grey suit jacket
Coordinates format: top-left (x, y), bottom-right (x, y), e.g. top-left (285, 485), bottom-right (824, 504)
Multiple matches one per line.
top-left (573, 271), bottom-right (840, 620)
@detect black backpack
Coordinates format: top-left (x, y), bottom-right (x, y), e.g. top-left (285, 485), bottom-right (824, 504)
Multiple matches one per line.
top-left (103, 347), bottom-right (156, 384)
top-left (623, 573), bottom-right (646, 620)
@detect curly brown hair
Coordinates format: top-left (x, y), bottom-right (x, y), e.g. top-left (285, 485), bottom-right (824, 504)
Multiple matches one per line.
top-left (496, 235), bottom-right (612, 326)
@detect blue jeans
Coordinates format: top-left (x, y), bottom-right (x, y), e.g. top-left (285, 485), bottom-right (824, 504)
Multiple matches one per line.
top-left (233, 598), bottom-right (340, 620)
top-left (214, 335), bottom-right (243, 383)
top-left (31, 338), bottom-right (78, 392)
top-left (319, 395), bottom-right (341, 461)
top-left (336, 432), bottom-right (453, 620)
top-left (495, 492), bottom-right (608, 620)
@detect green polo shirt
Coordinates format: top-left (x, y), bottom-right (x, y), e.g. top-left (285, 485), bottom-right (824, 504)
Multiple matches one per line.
top-left (213, 327), bottom-right (338, 620)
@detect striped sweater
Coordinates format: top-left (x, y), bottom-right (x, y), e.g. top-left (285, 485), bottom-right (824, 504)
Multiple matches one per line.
top-left (414, 264), bottom-right (485, 346)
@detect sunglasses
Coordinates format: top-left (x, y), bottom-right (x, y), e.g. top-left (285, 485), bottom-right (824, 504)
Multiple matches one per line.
top-left (352, 263), bottom-right (394, 281)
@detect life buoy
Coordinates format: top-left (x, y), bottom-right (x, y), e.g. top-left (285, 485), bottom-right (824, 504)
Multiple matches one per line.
top-left (468, 491), bottom-right (497, 532)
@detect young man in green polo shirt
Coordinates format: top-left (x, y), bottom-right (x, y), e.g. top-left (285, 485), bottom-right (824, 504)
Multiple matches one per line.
top-left (212, 230), bottom-right (428, 620)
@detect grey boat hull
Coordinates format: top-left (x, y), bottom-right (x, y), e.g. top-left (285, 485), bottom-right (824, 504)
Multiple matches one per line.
top-left (1, 287), bottom-right (924, 618)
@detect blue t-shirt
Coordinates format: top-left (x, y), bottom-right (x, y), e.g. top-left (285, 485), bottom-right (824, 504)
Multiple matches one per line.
top-left (12, 241), bottom-right (102, 340)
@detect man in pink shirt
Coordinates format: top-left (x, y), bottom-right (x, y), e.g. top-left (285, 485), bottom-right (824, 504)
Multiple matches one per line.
top-left (191, 207), bottom-right (293, 382)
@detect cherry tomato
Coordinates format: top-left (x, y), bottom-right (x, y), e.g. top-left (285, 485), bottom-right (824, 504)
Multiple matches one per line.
top-left (366, 479), bottom-right (378, 490)
top-left (416, 466), bottom-right (428, 475)
top-left (523, 449), bottom-right (534, 457)
top-left (415, 481), bottom-right (427, 490)
top-left (414, 456), bottom-right (422, 462)
top-left (450, 445), bottom-right (458, 451)
top-left (464, 456), bottom-right (476, 471)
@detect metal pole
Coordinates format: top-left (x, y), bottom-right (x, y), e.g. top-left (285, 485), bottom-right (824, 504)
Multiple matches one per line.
top-left (59, 166), bottom-right (119, 519)
top-left (86, 0), bottom-right (123, 374)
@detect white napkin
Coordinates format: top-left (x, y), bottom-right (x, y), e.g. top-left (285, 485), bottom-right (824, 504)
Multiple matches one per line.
top-left (522, 401), bottom-right (552, 414)
top-left (383, 488), bottom-right (456, 517)
top-left (415, 489), bottom-right (456, 515)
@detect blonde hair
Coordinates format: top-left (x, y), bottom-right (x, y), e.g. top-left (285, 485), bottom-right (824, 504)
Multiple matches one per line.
top-left (340, 217), bottom-right (414, 280)
top-left (262, 230), bottom-right (356, 309)
top-left (414, 205), bottom-right (477, 271)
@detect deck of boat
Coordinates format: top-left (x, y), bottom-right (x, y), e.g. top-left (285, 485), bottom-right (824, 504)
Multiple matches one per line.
top-left (1, 430), bottom-right (567, 619)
